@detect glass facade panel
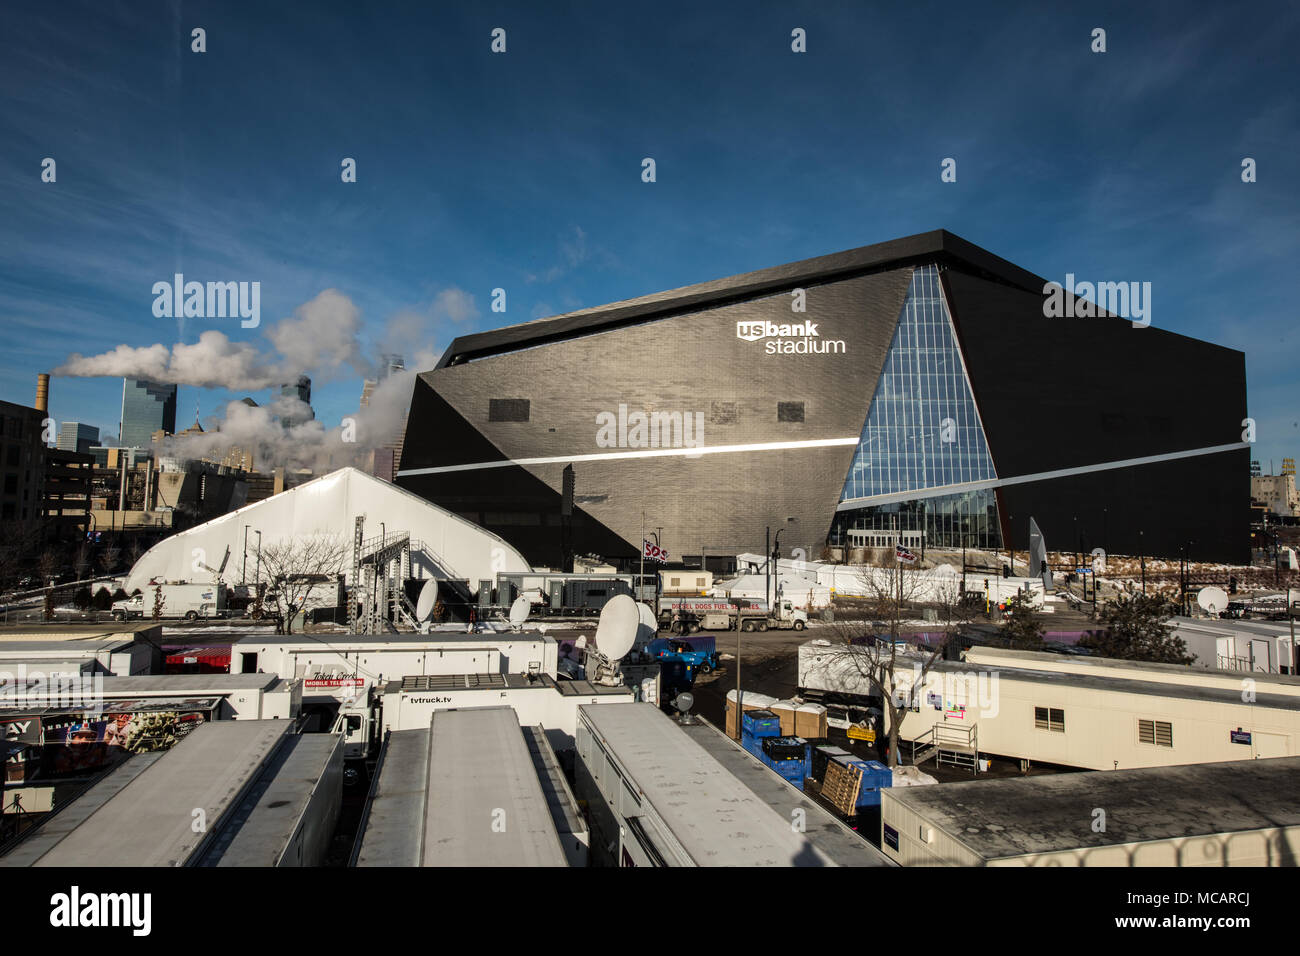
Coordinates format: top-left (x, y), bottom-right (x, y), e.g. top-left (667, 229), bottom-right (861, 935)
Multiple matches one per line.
top-left (836, 264), bottom-right (1001, 549)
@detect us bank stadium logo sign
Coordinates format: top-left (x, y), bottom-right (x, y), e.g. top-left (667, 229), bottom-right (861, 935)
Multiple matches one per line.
top-left (735, 319), bottom-right (846, 355)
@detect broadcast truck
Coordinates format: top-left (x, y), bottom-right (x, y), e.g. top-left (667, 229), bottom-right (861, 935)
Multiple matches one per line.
top-left (659, 596), bottom-right (808, 634)
top-left (112, 582), bottom-right (228, 621)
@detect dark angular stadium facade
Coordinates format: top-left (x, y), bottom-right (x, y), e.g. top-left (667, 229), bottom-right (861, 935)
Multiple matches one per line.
top-left (396, 231), bottom-right (1249, 570)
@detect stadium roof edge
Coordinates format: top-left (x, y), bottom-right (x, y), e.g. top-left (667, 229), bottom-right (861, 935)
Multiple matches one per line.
top-left (435, 230), bottom-right (1048, 367)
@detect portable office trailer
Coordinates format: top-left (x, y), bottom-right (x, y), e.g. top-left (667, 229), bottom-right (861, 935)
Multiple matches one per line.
top-left (0, 639), bottom-right (155, 678)
top-left (353, 708), bottom-right (570, 867)
top-left (381, 672), bottom-right (632, 751)
top-left (881, 757), bottom-right (1300, 866)
top-left (801, 641), bottom-right (1300, 770)
top-left (0, 624), bottom-right (162, 675)
top-left (231, 632), bottom-right (559, 684)
top-left (898, 659), bottom-right (1300, 770)
top-left (1168, 617), bottom-right (1296, 674)
top-left (575, 702), bottom-right (890, 866)
top-left (0, 720), bottom-right (342, 867)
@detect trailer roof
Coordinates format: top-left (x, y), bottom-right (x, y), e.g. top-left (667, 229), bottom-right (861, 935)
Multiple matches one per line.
top-left (353, 726), bottom-right (430, 867)
top-left (356, 708), bottom-right (569, 866)
top-left (926, 658), bottom-right (1300, 711)
top-left (884, 756), bottom-right (1300, 860)
top-left (969, 643), bottom-right (1300, 688)
top-left (233, 632), bottom-right (554, 649)
top-left (2, 672), bottom-right (285, 701)
top-left (202, 733), bottom-right (343, 866)
top-left (423, 707), bottom-right (567, 866)
top-left (579, 702), bottom-right (842, 866)
top-left (2, 719), bottom-right (290, 867)
top-left (810, 642), bottom-right (1300, 711)
top-left (1171, 616), bottom-right (1297, 638)
top-left (679, 720), bottom-right (893, 867)
top-left (0, 623), bottom-right (159, 643)
top-left (0, 638), bottom-right (135, 656)
top-left (522, 725), bottom-right (586, 840)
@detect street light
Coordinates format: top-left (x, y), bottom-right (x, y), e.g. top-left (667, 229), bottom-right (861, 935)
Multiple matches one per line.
top-left (242, 524), bottom-right (249, 585)
top-left (254, 530), bottom-right (262, 588)
top-left (1139, 530), bottom-right (1146, 595)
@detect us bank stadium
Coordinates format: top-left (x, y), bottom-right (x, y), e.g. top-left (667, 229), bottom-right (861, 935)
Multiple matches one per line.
top-left (395, 230), bottom-right (1249, 570)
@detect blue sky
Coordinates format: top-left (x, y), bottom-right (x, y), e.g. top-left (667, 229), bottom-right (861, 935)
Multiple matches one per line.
top-left (1, 0), bottom-right (1296, 468)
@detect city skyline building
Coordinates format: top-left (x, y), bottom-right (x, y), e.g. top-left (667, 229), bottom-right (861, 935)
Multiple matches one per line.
top-left (119, 377), bottom-right (177, 449)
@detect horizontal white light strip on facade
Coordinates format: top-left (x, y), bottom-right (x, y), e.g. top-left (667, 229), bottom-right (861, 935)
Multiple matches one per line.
top-left (396, 436), bottom-right (863, 477)
top-left (835, 441), bottom-right (1251, 512)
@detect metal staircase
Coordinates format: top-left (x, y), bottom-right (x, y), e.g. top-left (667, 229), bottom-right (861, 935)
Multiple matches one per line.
top-left (908, 722), bottom-right (980, 775)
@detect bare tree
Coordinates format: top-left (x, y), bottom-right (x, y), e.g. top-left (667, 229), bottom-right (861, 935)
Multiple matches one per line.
top-left (98, 546), bottom-right (121, 576)
top-left (813, 621), bottom-right (945, 768)
top-left (801, 552), bottom-right (944, 767)
top-left (932, 572), bottom-right (976, 641)
top-left (258, 533), bottom-right (346, 634)
top-left (73, 541), bottom-right (92, 582)
top-left (38, 549), bottom-right (60, 588)
top-left (855, 551), bottom-right (924, 640)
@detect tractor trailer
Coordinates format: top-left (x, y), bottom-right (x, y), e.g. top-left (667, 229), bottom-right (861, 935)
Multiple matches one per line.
top-left (659, 597), bottom-right (808, 634)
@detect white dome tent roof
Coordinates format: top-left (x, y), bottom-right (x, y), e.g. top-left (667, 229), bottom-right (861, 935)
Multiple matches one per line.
top-left (123, 467), bottom-right (531, 594)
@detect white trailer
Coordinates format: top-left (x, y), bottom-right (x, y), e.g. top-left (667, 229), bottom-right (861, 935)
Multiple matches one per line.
top-left (574, 702), bottom-right (892, 867)
top-left (113, 582), bottom-right (228, 621)
top-left (798, 639), bottom-right (1300, 771)
top-left (231, 632), bottom-right (559, 685)
top-left (0, 721), bottom-right (342, 867)
top-left (353, 707), bottom-right (573, 867)
top-left (381, 672), bottom-right (633, 751)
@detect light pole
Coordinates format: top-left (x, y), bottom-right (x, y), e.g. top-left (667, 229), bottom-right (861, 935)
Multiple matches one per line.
top-left (773, 529), bottom-right (783, 606)
top-left (254, 530), bottom-right (262, 588)
top-left (765, 526), bottom-right (771, 611)
top-left (1139, 530), bottom-right (1146, 595)
top-left (242, 524), bottom-right (249, 585)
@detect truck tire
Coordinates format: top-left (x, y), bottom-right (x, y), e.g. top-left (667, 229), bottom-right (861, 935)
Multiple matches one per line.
top-left (758, 621), bottom-right (769, 631)
top-left (699, 662), bottom-right (713, 674)
top-left (689, 623), bottom-right (700, 634)
top-left (741, 621), bottom-right (754, 632)
top-left (113, 611), bottom-right (126, 622)
top-left (793, 620), bottom-right (806, 631)
top-left (185, 610), bottom-right (198, 621)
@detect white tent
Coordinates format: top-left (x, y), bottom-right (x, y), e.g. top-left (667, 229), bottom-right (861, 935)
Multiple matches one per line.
top-left (734, 552), bottom-right (1043, 606)
top-left (123, 467), bottom-right (531, 594)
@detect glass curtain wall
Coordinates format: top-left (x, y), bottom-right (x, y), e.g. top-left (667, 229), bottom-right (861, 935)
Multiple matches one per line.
top-left (835, 264), bottom-right (1002, 549)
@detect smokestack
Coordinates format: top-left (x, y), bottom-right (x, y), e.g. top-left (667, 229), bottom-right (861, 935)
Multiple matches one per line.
top-left (35, 373), bottom-right (49, 413)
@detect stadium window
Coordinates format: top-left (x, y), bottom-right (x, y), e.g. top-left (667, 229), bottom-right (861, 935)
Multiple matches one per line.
top-left (488, 398), bottom-right (530, 422)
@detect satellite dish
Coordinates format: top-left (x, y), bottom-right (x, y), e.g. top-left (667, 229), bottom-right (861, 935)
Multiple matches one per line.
top-left (415, 579), bottom-right (438, 622)
top-left (1197, 586), bottom-right (1229, 616)
top-left (594, 594), bottom-right (638, 661)
top-left (637, 602), bottom-right (658, 643)
top-left (508, 596), bottom-right (531, 630)
top-left (674, 692), bottom-right (694, 714)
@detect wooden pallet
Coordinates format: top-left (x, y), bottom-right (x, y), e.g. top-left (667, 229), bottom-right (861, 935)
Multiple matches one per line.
top-left (820, 760), bottom-right (863, 815)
